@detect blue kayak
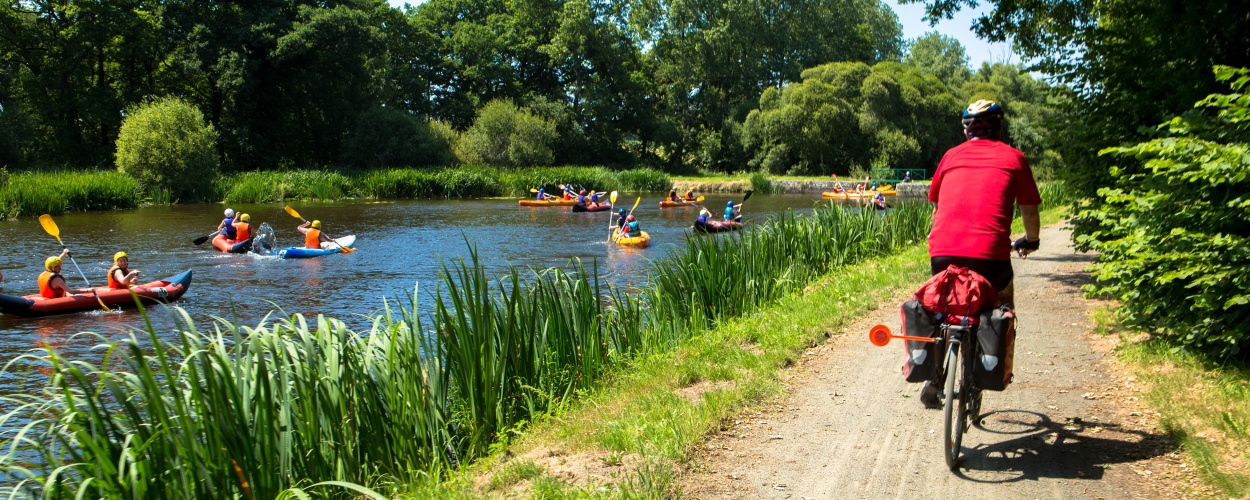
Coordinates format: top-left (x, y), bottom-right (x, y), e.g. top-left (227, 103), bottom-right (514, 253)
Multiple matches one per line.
top-left (277, 235), bottom-right (356, 259)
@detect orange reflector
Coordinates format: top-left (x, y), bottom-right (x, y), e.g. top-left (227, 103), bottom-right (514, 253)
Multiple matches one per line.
top-left (868, 324), bottom-right (892, 347)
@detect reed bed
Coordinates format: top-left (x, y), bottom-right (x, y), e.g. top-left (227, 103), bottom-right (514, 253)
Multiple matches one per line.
top-left (497, 166), bottom-right (669, 197)
top-left (0, 201), bottom-right (932, 498)
top-left (219, 170), bottom-right (354, 203)
top-left (0, 171), bottom-right (141, 219)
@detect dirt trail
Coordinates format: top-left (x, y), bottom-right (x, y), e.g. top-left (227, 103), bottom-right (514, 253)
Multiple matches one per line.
top-left (681, 223), bottom-right (1205, 499)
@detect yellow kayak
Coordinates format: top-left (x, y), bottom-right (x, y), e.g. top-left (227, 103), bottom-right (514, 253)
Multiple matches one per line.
top-left (822, 189), bottom-right (897, 198)
top-left (519, 198), bottom-right (577, 206)
top-left (613, 230), bottom-right (651, 248)
top-left (659, 199), bottom-right (701, 208)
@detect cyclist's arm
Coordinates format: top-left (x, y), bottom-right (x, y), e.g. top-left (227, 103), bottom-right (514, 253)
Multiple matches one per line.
top-left (1020, 204), bottom-right (1040, 241)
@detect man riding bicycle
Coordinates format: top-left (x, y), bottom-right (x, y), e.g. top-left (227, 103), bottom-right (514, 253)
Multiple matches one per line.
top-left (920, 99), bottom-right (1042, 408)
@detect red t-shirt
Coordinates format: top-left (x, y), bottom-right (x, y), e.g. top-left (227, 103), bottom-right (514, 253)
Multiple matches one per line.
top-left (927, 140), bottom-right (1041, 260)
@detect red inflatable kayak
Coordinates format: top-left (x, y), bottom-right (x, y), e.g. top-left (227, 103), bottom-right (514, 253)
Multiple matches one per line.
top-left (0, 270), bottom-right (193, 317)
top-left (211, 234), bottom-right (253, 253)
top-left (571, 203), bottom-right (612, 213)
top-left (693, 219), bottom-right (743, 233)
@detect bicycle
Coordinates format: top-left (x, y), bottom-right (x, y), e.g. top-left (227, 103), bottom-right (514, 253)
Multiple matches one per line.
top-left (869, 316), bottom-right (985, 470)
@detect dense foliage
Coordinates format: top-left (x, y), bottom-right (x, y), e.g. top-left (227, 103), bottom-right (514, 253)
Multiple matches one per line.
top-left (1078, 67), bottom-right (1250, 357)
top-left (115, 97), bottom-right (219, 201)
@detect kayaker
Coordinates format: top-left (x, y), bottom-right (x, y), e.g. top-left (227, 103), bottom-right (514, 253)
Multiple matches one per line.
top-left (830, 182), bottom-right (845, 194)
top-left (217, 208), bottom-right (238, 240)
top-left (724, 201), bottom-right (742, 222)
top-left (107, 251), bottom-right (140, 289)
top-left (536, 188), bottom-right (547, 201)
top-left (872, 192), bottom-right (887, 210)
top-left (563, 185), bottom-right (576, 200)
top-left (617, 209), bottom-right (628, 229)
top-left (298, 220), bottom-right (333, 249)
top-left (618, 214), bottom-right (641, 238)
top-left (232, 213), bottom-right (253, 241)
top-left (684, 188), bottom-right (696, 201)
top-left (39, 250), bottom-right (89, 298)
top-left (589, 191), bottom-right (602, 208)
top-left (667, 187), bottom-right (680, 202)
top-left (697, 208), bottom-right (712, 223)
top-left (576, 189), bottom-right (589, 206)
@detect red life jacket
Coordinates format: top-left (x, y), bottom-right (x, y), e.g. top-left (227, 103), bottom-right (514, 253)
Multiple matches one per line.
top-left (914, 265), bottom-right (997, 321)
top-left (107, 265), bottom-right (130, 289)
top-left (38, 271), bottom-right (64, 298)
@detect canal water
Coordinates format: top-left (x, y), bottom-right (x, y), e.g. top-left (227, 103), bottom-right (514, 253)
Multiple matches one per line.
top-left (0, 193), bottom-right (896, 375)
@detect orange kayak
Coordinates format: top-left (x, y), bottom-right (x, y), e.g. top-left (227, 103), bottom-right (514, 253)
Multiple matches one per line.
top-left (0, 270), bottom-right (193, 317)
top-left (519, 199), bottom-right (577, 207)
top-left (822, 190), bottom-right (897, 198)
top-left (659, 199), bottom-right (701, 208)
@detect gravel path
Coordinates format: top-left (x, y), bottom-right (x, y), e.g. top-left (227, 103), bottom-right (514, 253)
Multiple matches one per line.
top-left (681, 223), bottom-right (1204, 499)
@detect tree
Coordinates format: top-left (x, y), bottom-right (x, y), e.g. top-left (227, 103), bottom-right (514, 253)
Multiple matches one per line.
top-left (115, 97), bottom-right (219, 201)
top-left (456, 99), bottom-right (558, 167)
top-left (903, 32), bottom-right (970, 85)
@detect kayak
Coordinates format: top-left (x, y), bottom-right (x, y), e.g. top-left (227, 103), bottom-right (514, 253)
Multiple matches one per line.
top-left (211, 234), bottom-right (253, 253)
top-left (0, 270), bottom-right (193, 318)
top-left (519, 199), bottom-right (577, 207)
top-left (613, 230), bottom-right (651, 248)
top-left (277, 235), bottom-right (356, 259)
top-left (659, 199), bottom-right (701, 208)
top-left (572, 203), bottom-right (612, 213)
top-left (693, 219), bottom-right (743, 233)
top-left (821, 190), bottom-right (897, 198)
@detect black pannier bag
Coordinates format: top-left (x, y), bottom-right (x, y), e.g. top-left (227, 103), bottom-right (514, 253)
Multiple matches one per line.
top-left (900, 298), bottom-right (940, 383)
top-left (974, 305), bottom-right (1016, 391)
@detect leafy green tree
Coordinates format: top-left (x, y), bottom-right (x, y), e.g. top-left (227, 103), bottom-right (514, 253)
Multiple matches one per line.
top-left (456, 99), bottom-right (558, 167)
top-left (115, 97), bottom-right (219, 201)
top-left (1078, 67), bottom-right (1250, 357)
top-left (903, 32), bottom-right (970, 85)
top-left (341, 107), bottom-right (456, 168)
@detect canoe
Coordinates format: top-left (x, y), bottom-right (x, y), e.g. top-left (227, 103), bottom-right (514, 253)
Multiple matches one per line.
top-left (277, 235), bottom-right (356, 259)
top-left (659, 199), bottom-right (701, 208)
top-left (519, 199), bottom-right (577, 207)
top-left (211, 234), bottom-right (253, 253)
top-left (821, 190), bottom-right (897, 198)
top-left (693, 219), bottom-right (743, 233)
top-left (613, 230), bottom-right (651, 248)
top-left (571, 203), bottom-right (612, 213)
top-left (0, 270), bottom-right (193, 318)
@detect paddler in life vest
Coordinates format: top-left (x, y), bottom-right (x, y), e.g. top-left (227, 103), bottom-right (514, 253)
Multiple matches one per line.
top-left (871, 191), bottom-right (887, 210)
top-left (684, 188), bottom-right (697, 201)
top-left (696, 208), bottom-right (712, 224)
top-left (616, 209), bottom-right (628, 229)
top-left (107, 251), bottom-right (140, 289)
top-left (298, 220), bottom-right (333, 249)
top-left (575, 189), bottom-right (589, 207)
top-left (618, 214), bottom-right (641, 238)
top-left (217, 208), bottom-right (238, 241)
top-left (38, 250), bottom-right (89, 298)
top-left (667, 187), bottom-right (680, 202)
top-left (724, 201), bottom-right (742, 222)
top-left (232, 213), bottom-right (253, 242)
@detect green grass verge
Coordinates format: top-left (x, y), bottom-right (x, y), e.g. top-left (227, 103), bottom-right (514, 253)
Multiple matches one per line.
top-left (1098, 307), bottom-right (1250, 497)
top-left (0, 169), bottom-right (142, 219)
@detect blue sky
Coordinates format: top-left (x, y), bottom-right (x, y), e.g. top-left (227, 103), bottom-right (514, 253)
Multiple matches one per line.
top-left (384, 0), bottom-right (1014, 68)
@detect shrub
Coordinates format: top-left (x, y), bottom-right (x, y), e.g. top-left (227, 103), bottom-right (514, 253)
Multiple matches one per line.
top-left (1079, 66), bottom-right (1250, 357)
top-left (115, 97), bottom-right (219, 202)
top-left (749, 172), bottom-right (773, 194)
top-left (340, 107), bottom-right (456, 168)
top-left (455, 99), bottom-right (558, 168)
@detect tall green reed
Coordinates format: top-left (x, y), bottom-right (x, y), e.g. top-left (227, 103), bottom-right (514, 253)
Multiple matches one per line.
top-left (0, 171), bottom-right (141, 219)
top-left (219, 170), bottom-right (354, 203)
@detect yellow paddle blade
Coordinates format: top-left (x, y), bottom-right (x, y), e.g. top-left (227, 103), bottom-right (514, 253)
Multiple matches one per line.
top-left (530, 188), bottom-right (539, 193)
top-left (284, 205), bottom-right (303, 220)
top-left (630, 197), bottom-right (641, 212)
top-left (38, 214), bottom-right (63, 243)
top-left (697, 196), bottom-right (705, 201)
top-left (610, 191), bottom-right (619, 204)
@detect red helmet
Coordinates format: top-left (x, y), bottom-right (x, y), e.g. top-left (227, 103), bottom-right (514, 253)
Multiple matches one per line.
top-left (579, 189), bottom-right (586, 195)
top-left (626, 214), bottom-right (635, 221)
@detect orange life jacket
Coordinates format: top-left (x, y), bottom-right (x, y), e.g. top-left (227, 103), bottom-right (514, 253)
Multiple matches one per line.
top-left (107, 265), bottom-right (130, 289)
top-left (38, 271), bottom-right (64, 298)
top-left (233, 221), bottom-right (251, 241)
top-left (305, 228), bottom-right (323, 249)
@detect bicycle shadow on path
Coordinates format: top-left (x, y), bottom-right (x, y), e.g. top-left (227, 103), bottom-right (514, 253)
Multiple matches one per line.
top-left (955, 409), bottom-right (1177, 483)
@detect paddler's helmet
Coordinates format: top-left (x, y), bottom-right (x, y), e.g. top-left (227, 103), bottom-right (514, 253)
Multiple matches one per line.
top-left (699, 208), bottom-right (711, 217)
top-left (626, 215), bottom-right (635, 222)
top-left (239, 213), bottom-right (250, 222)
top-left (618, 209), bottom-right (626, 216)
top-left (311, 220), bottom-right (321, 229)
top-left (727, 201), bottom-right (735, 207)
top-left (45, 256), bottom-right (62, 271)
top-left (579, 190), bottom-right (586, 195)
top-left (224, 208), bottom-right (235, 218)
top-left (113, 251), bottom-right (127, 262)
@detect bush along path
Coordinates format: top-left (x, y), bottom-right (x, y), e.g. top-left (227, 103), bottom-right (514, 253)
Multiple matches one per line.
top-left (679, 222), bottom-right (1208, 499)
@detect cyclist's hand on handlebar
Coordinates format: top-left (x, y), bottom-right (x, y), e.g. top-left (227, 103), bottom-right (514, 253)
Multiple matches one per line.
top-left (1012, 236), bottom-right (1040, 258)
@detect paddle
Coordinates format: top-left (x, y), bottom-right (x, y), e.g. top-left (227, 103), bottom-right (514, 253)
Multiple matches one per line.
top-left (37, 214), bottom-right (111, 311)
top-left (728, 190), bottom-right (753, 222)
top-left (606, 191), bottom-right (619, 242)
top-left (192, 231), bottom-right (220, 246)
top-left (283, 205), bottom-right (357, 254)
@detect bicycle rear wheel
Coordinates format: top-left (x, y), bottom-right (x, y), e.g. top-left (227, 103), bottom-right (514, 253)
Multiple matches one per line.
top-left (942, 342), bottom-right (967, 470)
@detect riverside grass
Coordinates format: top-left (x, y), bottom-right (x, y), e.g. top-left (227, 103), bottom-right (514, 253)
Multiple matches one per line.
top-left (0, 200), bottom-right (933, 498)
top-left (0, 170), bottom-right (141, 219)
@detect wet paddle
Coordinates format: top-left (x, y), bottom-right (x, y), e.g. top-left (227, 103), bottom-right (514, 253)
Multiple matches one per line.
top-left (283, 206), bottom-right (357, 254)
top-left (37, 214), bottom-right (112, 311)
top-left (192, 231), bottom-right (220, 245)
top-left (606, 191), bottom-right (619, 242)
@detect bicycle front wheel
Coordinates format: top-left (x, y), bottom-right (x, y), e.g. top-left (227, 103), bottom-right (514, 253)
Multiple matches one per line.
top-left (942, 342), bottom-right (967, 470)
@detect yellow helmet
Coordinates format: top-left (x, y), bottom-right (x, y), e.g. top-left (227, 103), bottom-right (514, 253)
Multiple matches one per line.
top-left (45, 256), bottom-right (62, 271)
top-left (311, 220), bottom-right (321, 229)
top-left (114, 251), bottom-right (127, 262)
top-left (239, 213), bottom-right (250, 222)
